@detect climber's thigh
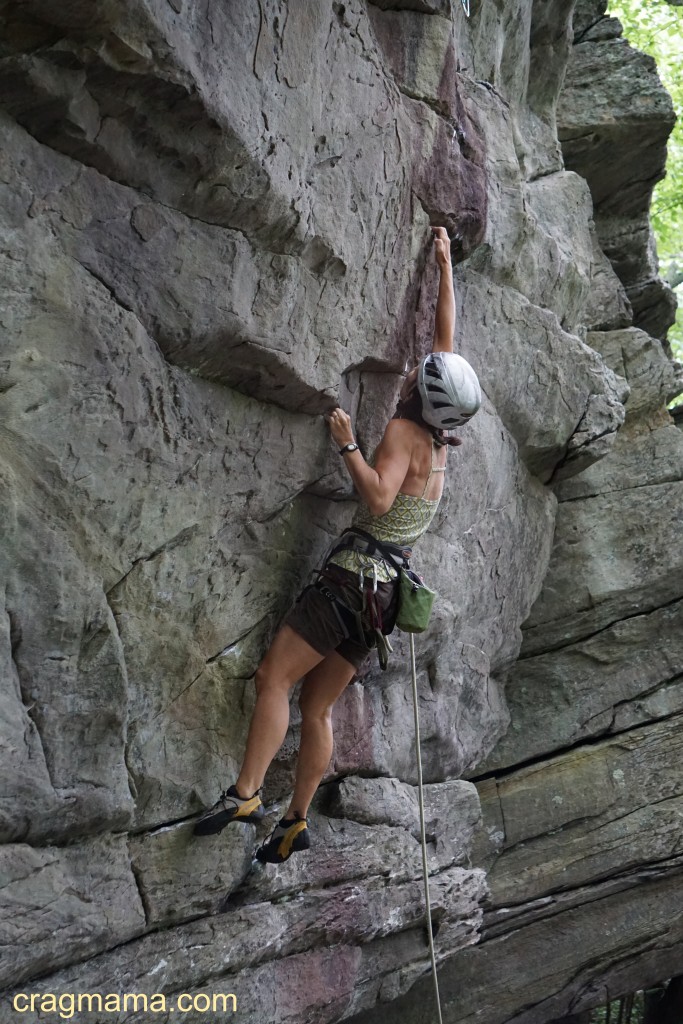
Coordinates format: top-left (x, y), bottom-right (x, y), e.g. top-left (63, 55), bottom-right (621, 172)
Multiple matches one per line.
top-left (255, 624), bottom-right (325, 693)
top-left (299, 651), bottom-right (358, 718)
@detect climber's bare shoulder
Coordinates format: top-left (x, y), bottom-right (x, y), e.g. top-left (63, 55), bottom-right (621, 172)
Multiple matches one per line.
top-left (375, 418), bottom-right (434, 491)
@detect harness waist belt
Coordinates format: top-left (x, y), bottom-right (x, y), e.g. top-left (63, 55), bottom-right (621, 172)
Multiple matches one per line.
top-left (328, 527), bottom-right (412, 571)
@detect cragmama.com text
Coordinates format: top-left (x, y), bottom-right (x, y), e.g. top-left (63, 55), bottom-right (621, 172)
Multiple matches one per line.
top-left (12, 991), bottom-right (237, 1019)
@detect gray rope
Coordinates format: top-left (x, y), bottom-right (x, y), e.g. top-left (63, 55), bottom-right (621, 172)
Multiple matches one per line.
top-left (409, 633), bottom-right (444, 1024)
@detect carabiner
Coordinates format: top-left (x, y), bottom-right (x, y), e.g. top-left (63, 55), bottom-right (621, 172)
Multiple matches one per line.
top-left (461, 0), bottom-right (470, 16)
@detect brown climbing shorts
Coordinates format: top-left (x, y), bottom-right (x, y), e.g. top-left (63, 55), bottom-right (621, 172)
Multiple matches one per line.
top-left (284, 564), bottom-right (399, 670)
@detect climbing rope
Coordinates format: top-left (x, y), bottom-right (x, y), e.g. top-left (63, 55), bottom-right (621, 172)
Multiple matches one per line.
top-left (409, 633), bottom-right (444, 1024)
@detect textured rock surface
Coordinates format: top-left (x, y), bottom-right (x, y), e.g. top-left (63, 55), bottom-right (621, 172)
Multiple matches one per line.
top-left (0, 0), bottom-right (680, 1022)
top-left (1, 836), bottom-right (146, 989)
top-left (348, 861), bottom-right (683, 1024)
top-left (558, 1), bottom-right (678, 340)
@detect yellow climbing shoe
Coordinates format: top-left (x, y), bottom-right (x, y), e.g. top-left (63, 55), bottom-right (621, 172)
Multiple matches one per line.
top-left (193, 785), bottom-right (264, 836)
top-left (255, 816), bottom-right (310, 863)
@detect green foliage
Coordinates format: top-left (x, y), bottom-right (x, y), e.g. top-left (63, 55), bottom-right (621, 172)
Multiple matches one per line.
top-left (607, 0), bottom-right (683, 380)
top-left (591, 991), bottom-right (644, 1024)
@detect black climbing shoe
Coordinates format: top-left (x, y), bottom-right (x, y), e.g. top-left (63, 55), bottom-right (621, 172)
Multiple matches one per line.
top-left (255, 816), bottom-right (310, 864)
top-left (193, 785), bottom-right (264, 836)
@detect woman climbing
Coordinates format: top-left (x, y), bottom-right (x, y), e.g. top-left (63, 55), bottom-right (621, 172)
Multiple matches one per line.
top-left (193, 226), bottom-right (481, 863)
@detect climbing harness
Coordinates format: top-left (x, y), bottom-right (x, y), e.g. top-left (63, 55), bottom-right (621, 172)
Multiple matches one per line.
top-left (309, 528), bottom-right (438, 665)
top-left (461, 0), bottom-right (470, 16)
top-left (327, 527), bottom-right (412, 575)
top-left (304, 528), bottom-right (412, 669)
top-left (410, 633), bottom-right (444, 1024)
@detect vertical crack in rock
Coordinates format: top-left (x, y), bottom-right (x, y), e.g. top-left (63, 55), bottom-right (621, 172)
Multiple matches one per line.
top-left (101, 585), bottom-right (138, 813)
top-left (6, 606), bottom-right (55, 793)
top-left (127, 840), bottom-right (152, 930)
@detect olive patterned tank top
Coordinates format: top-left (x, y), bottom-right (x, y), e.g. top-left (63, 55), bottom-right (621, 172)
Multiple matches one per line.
top-left (328, 443), bottom-right (446, 582)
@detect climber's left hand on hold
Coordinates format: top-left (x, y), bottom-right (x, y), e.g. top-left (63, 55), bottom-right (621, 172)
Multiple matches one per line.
top-left (326, 408), bottom-right (355, 448)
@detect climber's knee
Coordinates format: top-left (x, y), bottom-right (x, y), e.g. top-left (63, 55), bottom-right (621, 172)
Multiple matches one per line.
top-left (253, 663), bottom-right (290, 698)
top-left (298, 687), bottom-right (334, 722)
top-left (252, 624), bottom-right (325, 698)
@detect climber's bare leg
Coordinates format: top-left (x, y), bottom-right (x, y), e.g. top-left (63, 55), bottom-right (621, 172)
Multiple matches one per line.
top-left (285, 651), bottom-right (357, 818)
top-left (235, 625), bottom-right (324, 797)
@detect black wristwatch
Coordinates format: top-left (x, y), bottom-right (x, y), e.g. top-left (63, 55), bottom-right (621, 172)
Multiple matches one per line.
top-left (339, 442), bottom-right (359, 456)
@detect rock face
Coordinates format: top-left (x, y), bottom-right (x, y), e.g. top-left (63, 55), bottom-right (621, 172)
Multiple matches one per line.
top-left (0, 1), bottom-right (680, 1023)
top-left (559, 3), bottom-right (678, 341)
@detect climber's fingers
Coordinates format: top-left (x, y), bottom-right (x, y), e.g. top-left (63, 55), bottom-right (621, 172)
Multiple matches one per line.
top-left (326, 408), bottom-right (354, 447)
top-left (431, 226), bottom-right (451, 267)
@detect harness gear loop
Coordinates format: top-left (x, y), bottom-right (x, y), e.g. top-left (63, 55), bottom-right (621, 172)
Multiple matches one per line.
top-left (410, 632), bottom-right (444, 1024)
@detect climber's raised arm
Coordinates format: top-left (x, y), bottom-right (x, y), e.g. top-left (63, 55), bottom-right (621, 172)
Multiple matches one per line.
top-left (431, 226), bottom-right (455, 354)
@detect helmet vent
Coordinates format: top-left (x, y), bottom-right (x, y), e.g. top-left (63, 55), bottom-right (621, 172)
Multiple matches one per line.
top-left (416, 352), bottom-right (482, 430)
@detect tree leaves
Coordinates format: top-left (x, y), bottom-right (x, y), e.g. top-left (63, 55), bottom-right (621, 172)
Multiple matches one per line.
top-left (608, 0), bottom-right (683, 361)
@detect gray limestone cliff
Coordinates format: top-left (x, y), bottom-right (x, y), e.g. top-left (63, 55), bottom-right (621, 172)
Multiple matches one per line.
top-left (0, 1), bottom-right (681, 1022)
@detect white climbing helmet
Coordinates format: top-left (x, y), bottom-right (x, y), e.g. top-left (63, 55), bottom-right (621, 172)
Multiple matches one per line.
top-left (417, 352), bottom-right (481, 429)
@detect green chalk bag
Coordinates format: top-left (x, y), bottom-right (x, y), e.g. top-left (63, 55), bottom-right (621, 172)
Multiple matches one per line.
top-left (396, 568), bottom-right (436, 633)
